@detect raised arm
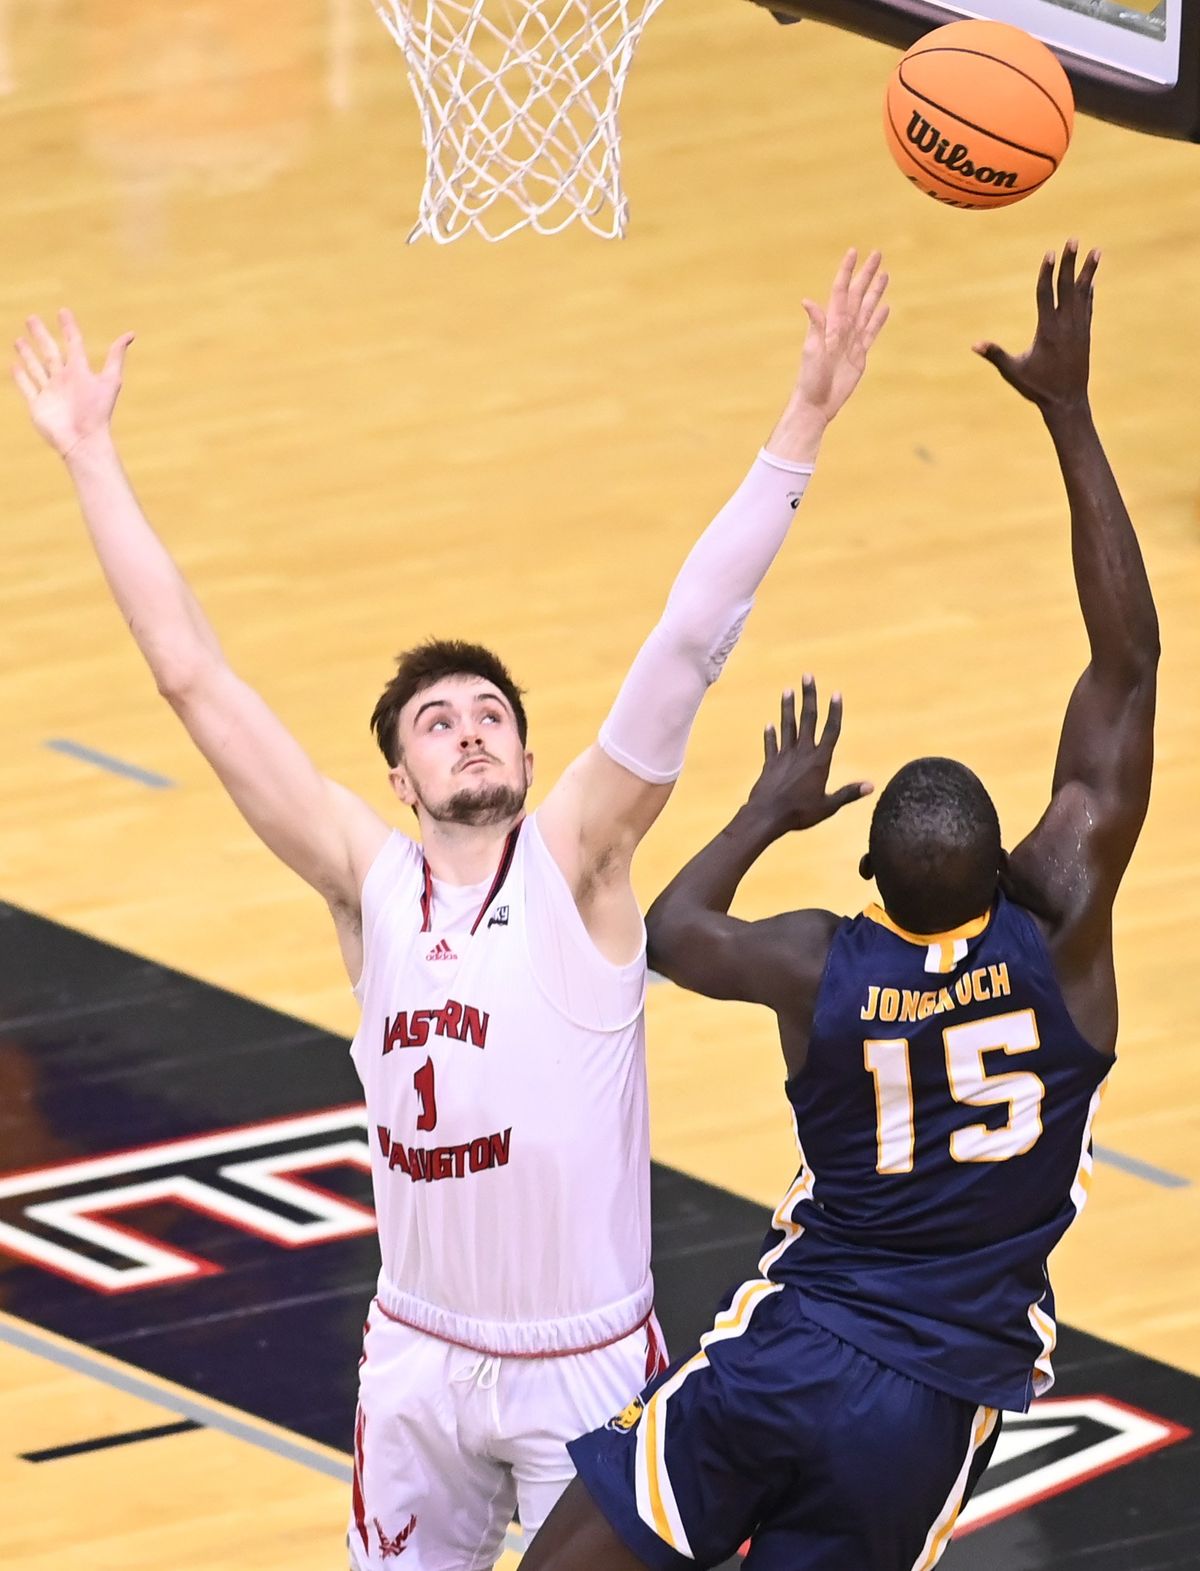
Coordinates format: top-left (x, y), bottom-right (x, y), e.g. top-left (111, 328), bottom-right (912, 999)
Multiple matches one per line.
top-left (12, 313), bottom-right (388, 926)
top-left (646, 681), bottom-right (871, 1069)
top-left (538, 250), bottom-right (889, 959)
top-left (975, 246), bottom-right (1159, 1019)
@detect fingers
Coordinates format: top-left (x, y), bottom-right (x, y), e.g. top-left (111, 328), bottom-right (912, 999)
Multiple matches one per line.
top-left (973, 340), bottom-right (1009, 373)
top-left (11, 363), bottom-right (39, 405)
top-left (797, 677), bottom-right (817, 744)
top-left (58, 307), bottom-right (85, 360)
top-left (802, 298), bottom-right (827, 340)
top-left (13, 336), bottom-right (48, 391)
top-left (1056, 239), bottom-right (1078, 311)
top-left (1035, 250), bottom-right (1055, 320)
top-left (781, 681), bottom-right (850, 752)
top-left (863, 302), bottom-right (890, 349)
top-left (828, 248), bottom-right (857, 310)
top-left (1077, 247), bottom-right (1101, 299)
top-left (101, 331), bottom-right (135, 381)
top-left (972, 341), bottom-right (1019, 386)
top-left (858, 264), bottom-right (889, 330)
top-left (763, 723), bottom-right (778, 763)
top-left (847, 250), bottom-right (883, 317)
top-left (817, 691), bottom-right (843, 753)
top-left (780, 688), bottom-right (798, 748)
top-left (26, 315), bottom-right (63, 372)
top-left (827, 780), bottom-right (874, 815)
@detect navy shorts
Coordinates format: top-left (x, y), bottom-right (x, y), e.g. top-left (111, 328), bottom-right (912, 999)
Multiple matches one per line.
top-left (567, 1280), bottom-right (1001, 1571)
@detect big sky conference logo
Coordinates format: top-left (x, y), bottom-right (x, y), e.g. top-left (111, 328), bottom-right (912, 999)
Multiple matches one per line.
top-left (0, 1106), bottom-right (376, 1292)
top-left (0, 1107), bottom-right (1189, 1531)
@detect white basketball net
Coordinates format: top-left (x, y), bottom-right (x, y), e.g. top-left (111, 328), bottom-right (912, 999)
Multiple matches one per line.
top-left (371, 0), bottom-right (666, 242)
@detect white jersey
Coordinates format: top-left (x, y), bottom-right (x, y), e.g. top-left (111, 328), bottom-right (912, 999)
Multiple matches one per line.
top-left (349, 811), bottom-right (653, 1357)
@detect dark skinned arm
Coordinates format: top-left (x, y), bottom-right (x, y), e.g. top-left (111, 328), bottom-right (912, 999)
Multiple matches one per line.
top-left (646, 681), bottom-right (872, 1068)
top-left (977, 243), bottom-right (1159, 1052)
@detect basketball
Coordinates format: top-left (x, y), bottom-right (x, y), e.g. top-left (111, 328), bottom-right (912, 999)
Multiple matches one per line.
top-left (883, 19), bottom-right (1074, 210)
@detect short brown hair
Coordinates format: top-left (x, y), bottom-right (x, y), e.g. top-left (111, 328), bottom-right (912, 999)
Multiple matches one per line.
top-left (370, 639), bottom-right (528, 767)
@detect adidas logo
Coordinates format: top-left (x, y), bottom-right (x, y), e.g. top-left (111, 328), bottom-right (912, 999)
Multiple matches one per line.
top-left (425, 939), bottom-right (457, 962)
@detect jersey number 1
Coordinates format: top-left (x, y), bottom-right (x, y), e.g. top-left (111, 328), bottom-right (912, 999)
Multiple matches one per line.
top-left (414, 1058), bottom-right (438, 1132)
top-left (864, 1007), bottom-right (1044, 1173)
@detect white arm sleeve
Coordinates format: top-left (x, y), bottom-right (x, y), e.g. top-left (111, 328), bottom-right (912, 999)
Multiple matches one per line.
top-left (598, 449), bottom-right (814, 785)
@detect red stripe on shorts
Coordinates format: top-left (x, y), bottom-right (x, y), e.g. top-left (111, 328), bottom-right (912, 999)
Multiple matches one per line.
top-left (352, 1404), bottom-right (369, 1553)
top-left (646, 1313), bottom-right (668, 1380)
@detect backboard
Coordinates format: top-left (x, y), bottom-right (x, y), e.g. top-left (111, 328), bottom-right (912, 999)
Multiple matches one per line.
top-left (753, 2), bottom-right (1200, 142)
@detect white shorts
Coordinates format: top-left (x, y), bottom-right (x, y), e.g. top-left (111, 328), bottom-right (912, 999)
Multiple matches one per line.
top-left (348, 1301), bottom-right (667, 1571)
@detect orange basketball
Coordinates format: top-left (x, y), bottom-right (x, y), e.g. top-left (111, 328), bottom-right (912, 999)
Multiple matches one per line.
top-left (883, 20), bottom-right (1074, 210)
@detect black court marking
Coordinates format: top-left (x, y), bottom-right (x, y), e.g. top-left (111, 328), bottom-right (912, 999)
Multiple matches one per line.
top-left (0, 901), bottom-right (1196, 1569)
top-left (21, 1418), bottom-right (201, 1462)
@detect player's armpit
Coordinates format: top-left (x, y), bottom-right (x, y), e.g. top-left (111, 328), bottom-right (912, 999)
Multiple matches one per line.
top-left (1008, 655), bottom-right (1156, 935)
top-left (163, 659), bottom-right (391, 906)
top-left (537, 743), bottom-right (673, 895)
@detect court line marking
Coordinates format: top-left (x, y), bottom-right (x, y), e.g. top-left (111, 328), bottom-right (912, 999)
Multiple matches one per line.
top-left (0, 1311), bottom-right (350, 1481)
top-left (1091, 1144), bottom-right (1190, 1190)
top-left (0, 1311), bottom-right (526, 1556)
top-left (43, 739), bottom-right (175, 790)
top-left (21, 1417), bottom-right (201, 1462)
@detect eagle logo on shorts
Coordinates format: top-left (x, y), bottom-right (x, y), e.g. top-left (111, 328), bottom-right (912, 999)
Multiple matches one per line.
top-left (375, 1514), bottom-right (417, 1557)
top-left (606, 1396), bottom-right (645, 1433)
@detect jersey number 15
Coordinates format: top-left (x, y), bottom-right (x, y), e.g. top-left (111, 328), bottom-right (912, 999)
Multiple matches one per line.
top-left (864, 1007), bottom-right (1044, 1173)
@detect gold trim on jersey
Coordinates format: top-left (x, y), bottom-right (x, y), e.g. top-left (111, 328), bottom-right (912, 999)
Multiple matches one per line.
top-left (910, 1405), bottom-right (999, 1571)
top-left (1028, 1299), bottom-right (1058, 1397)
top-left (1070, 1076), bottom-right (1111, 1216)
top-left (864, 904), bottom-right (992, 975)
top-left (634, 1279), bottom-right (782, 1555)
top-left (758, 1139), bottom-right (816, 1275)
top-left (864, 904), bottom-right (992, 947)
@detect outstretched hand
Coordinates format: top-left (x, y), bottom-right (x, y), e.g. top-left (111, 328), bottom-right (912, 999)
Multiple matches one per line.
top-left (12, 310), bottom-right (134, 457)
top-left (974, 241), bottom-right (1099, 411)
top-left (795, 248), bottom-right (891, 423)
top-left (747, 678), bottom-right (873, 833)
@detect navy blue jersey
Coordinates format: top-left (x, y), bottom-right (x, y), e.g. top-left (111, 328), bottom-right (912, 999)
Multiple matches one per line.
top-left (762, 893), bottom-right (1112, 1411)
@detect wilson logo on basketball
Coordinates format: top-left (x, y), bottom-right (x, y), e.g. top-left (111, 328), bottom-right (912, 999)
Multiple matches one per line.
top-left (882, 18), bottom-right (1073, 211)
top-left (903, 113), bottom-right (1018, 190)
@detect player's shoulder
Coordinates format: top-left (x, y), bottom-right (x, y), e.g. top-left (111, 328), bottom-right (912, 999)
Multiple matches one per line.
top-left (757, 907), bottom-right (844, 992)
top-left (356, 825), bottom-right (424, 911)
top-left (774, 906), bottom-right (844, 946)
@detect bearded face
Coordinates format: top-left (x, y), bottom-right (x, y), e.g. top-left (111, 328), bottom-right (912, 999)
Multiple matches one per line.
top-left (421, 775), bottom-right (529, 827)
top-left (391, 675), bottom-right (532, 828)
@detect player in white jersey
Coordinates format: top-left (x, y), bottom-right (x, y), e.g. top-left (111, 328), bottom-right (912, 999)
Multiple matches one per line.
top-left (12, 250), bottom-right (888, 1569)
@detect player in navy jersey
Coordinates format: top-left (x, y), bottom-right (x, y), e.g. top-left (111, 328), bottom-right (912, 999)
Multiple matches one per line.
top-left (522, 242), bottom-right (1159, 1571)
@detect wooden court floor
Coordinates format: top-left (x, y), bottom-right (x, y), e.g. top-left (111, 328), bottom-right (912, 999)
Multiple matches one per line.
top-left (1, 0), bottom-right (1197, 1564)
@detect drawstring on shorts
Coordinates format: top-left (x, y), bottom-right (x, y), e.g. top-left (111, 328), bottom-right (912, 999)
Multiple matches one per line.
top-left (452, 1351), bottom-right (503, 1426)
top-left (452, 1352), bottom-right (502, 1391)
